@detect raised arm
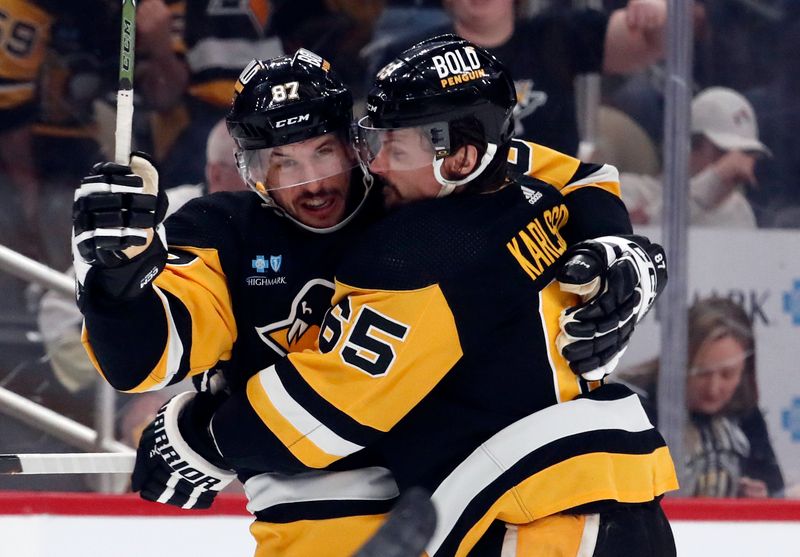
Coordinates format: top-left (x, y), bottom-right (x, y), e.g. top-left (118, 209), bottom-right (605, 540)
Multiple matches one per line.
top-left (74, 154), bottom-right (237, 392)
top-left (603, 0), bottom-right (667, 74)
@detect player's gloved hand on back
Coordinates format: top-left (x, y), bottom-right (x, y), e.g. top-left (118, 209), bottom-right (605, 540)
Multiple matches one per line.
top-left (72, 152), bottom-right (169, 304)
top-left (131, 391), bottom-right (236, 510)
top-left (556, 235), bottom-right (667, 381)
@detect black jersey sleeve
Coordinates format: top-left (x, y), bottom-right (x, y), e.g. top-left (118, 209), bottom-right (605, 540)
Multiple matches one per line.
top-left (509, 138), bottom-right (632, 243)
top-left (81, 195), bottom-right (241, 392)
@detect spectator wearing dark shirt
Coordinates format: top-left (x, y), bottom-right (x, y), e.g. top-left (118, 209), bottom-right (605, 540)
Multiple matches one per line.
top-left (366, 0), bottom-right (666, 155)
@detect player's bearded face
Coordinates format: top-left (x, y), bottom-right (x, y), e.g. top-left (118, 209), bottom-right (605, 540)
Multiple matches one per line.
top-left (364, 128), bottom-right (442, 208)
top-left (261, 134), bottom-right (355, 228)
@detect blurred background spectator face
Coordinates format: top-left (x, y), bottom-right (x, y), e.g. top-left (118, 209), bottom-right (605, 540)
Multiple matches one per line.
top-left (685, 297), bottom-right (757, 417)
top-left (444, 0), bottom-right (516, 37)
top-left (689, 87), bottom-right (771, 176)
top-left (204, 119), bottom-right (242, 193)
top-left (687, 334), bottom-right (749, 415)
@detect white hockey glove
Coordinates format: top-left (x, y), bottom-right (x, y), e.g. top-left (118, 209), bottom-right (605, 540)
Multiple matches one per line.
top-left (556, 235), bottom-right (667, 381)
top-left (131, 391), bottom-right (236, 510)
top-left (72, 153), bottom-right (169, 305)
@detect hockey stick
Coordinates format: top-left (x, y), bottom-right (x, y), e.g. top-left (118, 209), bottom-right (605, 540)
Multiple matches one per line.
top-left (115, 0), bottom-right (137, 164)
top-left (0, 453), bottom-right (136, 475)
top-left (353, 487), bottom-right (437, 557)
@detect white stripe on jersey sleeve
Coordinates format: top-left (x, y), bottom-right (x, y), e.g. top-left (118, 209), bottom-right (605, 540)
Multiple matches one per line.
top-left (565, 163), bottom-right (620, 188)
top-left (244, 466), bottom-right (398, 514)
top-left (258, 365), bottom-right (364, 458)
top-left (151, 284), bottom-right (185, 389)
top-left (426, 394), bottom-right (654, 555)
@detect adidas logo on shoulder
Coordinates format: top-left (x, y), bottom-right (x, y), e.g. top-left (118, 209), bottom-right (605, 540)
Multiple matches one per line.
top-left (520, 185), bottom-right (543, 206)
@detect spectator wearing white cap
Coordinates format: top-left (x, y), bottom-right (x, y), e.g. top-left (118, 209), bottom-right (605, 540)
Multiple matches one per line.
top-left (620, 87), bottom-right (771, 228)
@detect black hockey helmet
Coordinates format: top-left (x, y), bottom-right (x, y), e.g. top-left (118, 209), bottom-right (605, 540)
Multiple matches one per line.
top-left (226, 49), bottom-right (372, 233)
top-left (357, 34), bottom-right (516, 193)
top-left (227, 49), bottom-right (352, 150)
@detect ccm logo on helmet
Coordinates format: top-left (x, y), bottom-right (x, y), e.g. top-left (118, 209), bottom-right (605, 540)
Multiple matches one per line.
top-left (274, 114), bottom-right (310, 128)
top-left (432, 47), bottom-right (486, 88)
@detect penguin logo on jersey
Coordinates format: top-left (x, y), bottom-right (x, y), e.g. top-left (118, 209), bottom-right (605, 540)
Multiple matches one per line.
top-left (255, 279), bottom-right (335, 356)
top-left (513, 79), bottom-right (548, 135)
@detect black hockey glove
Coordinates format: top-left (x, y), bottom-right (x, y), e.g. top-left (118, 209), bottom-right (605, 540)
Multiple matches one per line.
top-left (72, 153), bottom-right (169, 304)
top-left (556, 235), bottom-right (667, 381)
top-left (131, 392), bottom-right (236, 510)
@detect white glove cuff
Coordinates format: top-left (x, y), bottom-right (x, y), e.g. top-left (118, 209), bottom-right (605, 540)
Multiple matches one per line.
top-left (158, 392), bottom-right (236, 491)
top-left (594, 236), bottom-right (658, 322)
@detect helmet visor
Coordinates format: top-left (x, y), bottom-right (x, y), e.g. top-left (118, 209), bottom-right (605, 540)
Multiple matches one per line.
top-left (355, 116), bottom-right (451, 172)
top-left (236, 133), bottom-right (359, 193)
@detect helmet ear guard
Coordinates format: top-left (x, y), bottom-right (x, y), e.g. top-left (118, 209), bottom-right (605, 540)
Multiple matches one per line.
top-left (433, 142), bottom-right (498, 196)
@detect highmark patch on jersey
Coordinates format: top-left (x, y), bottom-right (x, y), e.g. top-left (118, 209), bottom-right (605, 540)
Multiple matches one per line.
top-left (255, 279), bottom-right (335, 356)
top-left (248, 254), bottom-right (286, 286)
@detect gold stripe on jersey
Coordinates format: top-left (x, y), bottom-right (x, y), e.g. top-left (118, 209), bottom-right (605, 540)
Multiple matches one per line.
top-left (289, 282), bottom-right (463, 432)
top-left (509, 139), bottom-right (623, 202)
top-left (510, 140), bottom-right (581, 189)
top-left (521, 447), bottom-right (678, 516)
top-left (250, 514), bottom-right (384, 557)
top-left (246, 281), bottom-right (462, 467)
top-left (155, 246), bottom-right (236, 371)
top-left (82, 324), bottom-right (107, 383)
top-left (503, 514), bottom-right (591, 557)
top-left (0, 0), bottom-right (52, 83)
top-left (189, 79), bottom-right (237, 109)
top-left (559, 163), bottom-right (622, 199)
top-left (84, 245), bottom-right (236, 393)
top-left (444, 447), bottom-right (676, 556)
top-left (426, 391), bottom-right (678, 556)
top-left (0, 83), bottom-right (34, 109)
top-left (246, 365), bottom-right (363, 468)
top-left (85, 281), bottom-right (192, 392)
top-left (539, 280), bottom-right (582, 402)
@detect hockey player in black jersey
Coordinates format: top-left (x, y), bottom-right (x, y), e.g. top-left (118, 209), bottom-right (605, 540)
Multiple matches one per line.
top-left (72, 49), bottom-right (402, 557)
top-left (108, 36), bottom-right (678, 556)
top-left (75, 40), bottom-right (676, 556)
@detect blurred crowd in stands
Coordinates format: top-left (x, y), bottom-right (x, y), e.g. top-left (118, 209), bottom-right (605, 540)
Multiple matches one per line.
top-left (0, 0), bottom-right (796, 497)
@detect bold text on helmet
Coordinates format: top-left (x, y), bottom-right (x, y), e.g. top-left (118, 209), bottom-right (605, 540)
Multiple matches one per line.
top-left (439, 69), bottom-right (486, 89)
top-left (432, 47), bottom-right (481, 79)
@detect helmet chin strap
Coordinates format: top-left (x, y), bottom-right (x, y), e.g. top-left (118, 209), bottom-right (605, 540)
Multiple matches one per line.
top-left (432, 143), bottom-right (497, 197)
